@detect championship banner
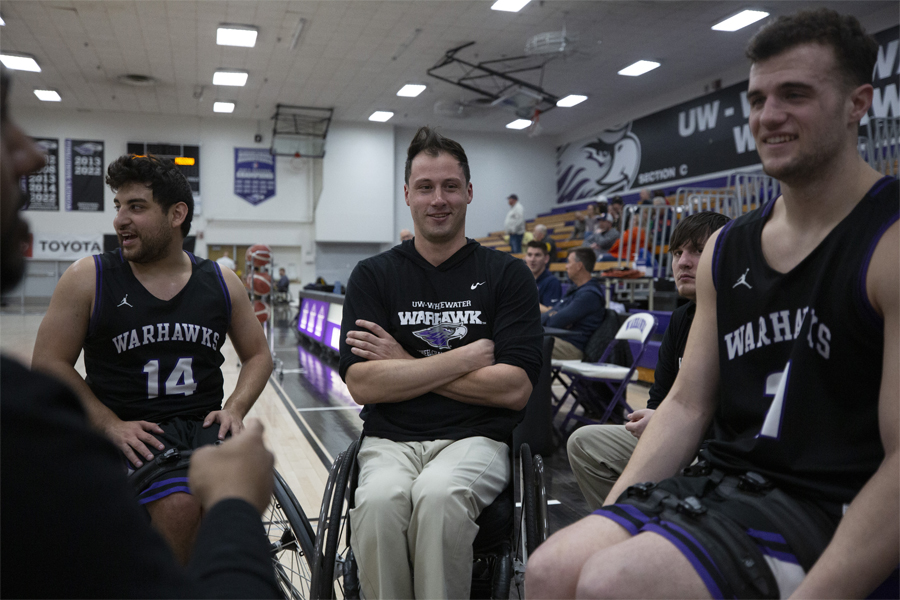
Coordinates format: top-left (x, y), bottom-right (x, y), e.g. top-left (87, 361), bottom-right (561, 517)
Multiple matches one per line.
top-left (65, 139), bottom-right (105, 212)
top-left (234, 148), bottom-right (276, 205)
top-left (21, 138), bottom-right (60, 211)
top-left (556, 25), bottom-right (899, 204)
top-left (27, 232), bottom-right (103, 260)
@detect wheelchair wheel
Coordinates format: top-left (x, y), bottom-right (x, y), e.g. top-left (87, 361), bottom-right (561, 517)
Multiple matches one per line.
top-left (519, 444), bottom-right (539, 556)
top-left (268, 469), bottom-right (316, 599)
top-left (312, 440), bottom-right (358, 600)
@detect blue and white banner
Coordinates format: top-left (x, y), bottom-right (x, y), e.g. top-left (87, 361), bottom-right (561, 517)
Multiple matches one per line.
top-left (234, 148), bottom-right (276, 205)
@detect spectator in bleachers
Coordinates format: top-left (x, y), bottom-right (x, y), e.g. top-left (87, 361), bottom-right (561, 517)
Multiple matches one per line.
top-left (504, 193), bottom-right (525, 253)
top-left (399, 228), bottom-right (413, 241)
top-left (608, 196), bottom-right (624, 229)
top-left (605, 207), bottom-right (647, 261)
top-left (650, 191), bottom-right (673, 248)
top-left (638, 188), bottom-right (652, 203)
top-left (567, 210), bottom-right (587, 241)
top-left (567, 211), bottom-right (731, 509)
top-left (541, 248), bottom-right (606, 360)
top-left (525, 241), bottom-right (562, 313)
top-left (582, 214), bottom-right (619, 254)
top-left (532, 224), bottom-right (558, 261)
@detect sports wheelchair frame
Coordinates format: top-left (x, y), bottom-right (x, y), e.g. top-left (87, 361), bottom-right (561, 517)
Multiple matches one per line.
top-left (310, 437), bottom-right (548, 599)
top-left (130, 447), bottom-right (316, 600)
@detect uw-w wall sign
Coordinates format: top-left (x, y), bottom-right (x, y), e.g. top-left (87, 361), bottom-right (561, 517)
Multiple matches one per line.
top-left (557, 26), bottom-right (899, 204)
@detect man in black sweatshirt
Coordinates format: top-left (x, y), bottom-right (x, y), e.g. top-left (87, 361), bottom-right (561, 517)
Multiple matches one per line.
top-left (340, 127), bottom-right (542, 599)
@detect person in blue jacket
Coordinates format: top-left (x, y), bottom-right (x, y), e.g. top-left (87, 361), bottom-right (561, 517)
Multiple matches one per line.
top-left (541, 247), bottom-right (606, 360)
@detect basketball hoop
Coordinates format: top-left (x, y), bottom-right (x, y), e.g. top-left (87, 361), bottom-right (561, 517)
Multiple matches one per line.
top-left (290, 151), bottom-right (307, 172)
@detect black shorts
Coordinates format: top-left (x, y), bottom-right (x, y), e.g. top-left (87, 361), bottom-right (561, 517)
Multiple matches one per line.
top-left (594, 468), bottom-right (839, 599)
top-left (129, 416), bottom-right (223, 506)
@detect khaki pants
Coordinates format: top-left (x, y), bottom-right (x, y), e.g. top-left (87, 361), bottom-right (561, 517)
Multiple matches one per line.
top-left (349, 436), bottom-right (509, 599)
top-left (551, 336), bottom-right (584, 360)
top-left (567, 424), bottom-right (637, 510)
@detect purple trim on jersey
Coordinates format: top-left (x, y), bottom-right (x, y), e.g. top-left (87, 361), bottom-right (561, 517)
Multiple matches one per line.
top-left (745, 528), bottom-right (786, 544)
top-left (186, 251), bottom-right (198, 265)
top-left (593, 507), bottom-right (642, 536)
top-left (89, 255), bottom-right (103, 336)
top-left (711, 220), bottom-right (737, 292)
top-left (644, 522), bottom-right (729, 600)
top-left (761, 195), bottom-right (777, 218)
top-left (117, 248), bottom-right (124, 263)
top-left (138, 485), bottom-right (192, 504)
top-left (140, 476), bottom-right (190, 493)
top-left (660, 519), bottom-right (722, 573)
top-left (869, 175), bottom-right (896, 197)
top-left (619, 503), bottom-right (653, 524)
top-left (212, 262), bottom-right (233, 331)
top-left (857, 211), bottom-right (899, 330)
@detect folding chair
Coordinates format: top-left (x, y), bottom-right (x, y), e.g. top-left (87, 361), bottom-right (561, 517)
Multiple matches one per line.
top-left (553, 312), bottom-right (657, 437)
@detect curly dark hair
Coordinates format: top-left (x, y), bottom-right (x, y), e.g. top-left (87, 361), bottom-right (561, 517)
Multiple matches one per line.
top-left (669, 212), bottom-right (731, 255)
top-left (746, 8), bottom-right (878, 89)
top-left (105, 154), bottom-right (194, 237)
top-left (404, 126), bottom-right (470, 185)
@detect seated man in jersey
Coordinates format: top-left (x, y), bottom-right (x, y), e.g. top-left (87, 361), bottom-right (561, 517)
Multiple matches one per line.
top-left (524, 240), bottom-right (562, 313)
top-left (568, 211), bottom-right (730, 509)
top-left (541, 247), bottom-right (606, 360)
top-left (340, 127), bottom-right (543, 598)
top-left (527, 10), bottom-right (898, 599)
top-left (32, 154), bottom-right (273, 564)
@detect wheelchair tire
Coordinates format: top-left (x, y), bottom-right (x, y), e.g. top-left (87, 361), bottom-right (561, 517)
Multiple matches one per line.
top-left (519, 444), bottom-right (539, 557)
top-left (269, 469), bottom-right (316, 599)
top-left (312, 441), bottom-right (357, 600)
top-left (532, 454), bottom-right (548, 548)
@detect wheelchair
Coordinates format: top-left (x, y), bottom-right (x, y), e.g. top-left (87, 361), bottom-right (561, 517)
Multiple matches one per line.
top-left (130, 447), bottom-right (316, 600)
top-left (310, 436), bottom-right (548, 599)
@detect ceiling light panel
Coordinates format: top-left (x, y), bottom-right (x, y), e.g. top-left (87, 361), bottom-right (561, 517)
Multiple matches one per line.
top-left (618, 60), bottom-right (660, 77)
top-left (557, 94), bottom-right (587, 108)
top-left (712, 10), bottom-right (769, 32)
top-left (0, 15), bottom-right (6, 26)
top-left (34, 90), bottom-right (61, 102)
top-left (214, 102), bottom-right (235, 113)
top-left (217, 25), bottom-right (258, 47)
top-left (491, 0), bottom-right (532, 12)
top-left (213, 71), bottom-right (248, 86)
top-left (397, 84), bottom-right (426, 98)
top-left (0, 53), bottom-right (41, 72)
top-left (506, 119), bottom-right (532, 130)
top-left (369, 111), bottom-right (394, 122)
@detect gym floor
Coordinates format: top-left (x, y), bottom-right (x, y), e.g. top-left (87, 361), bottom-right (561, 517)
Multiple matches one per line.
top-left (1, 302), bottom-right (651, 537)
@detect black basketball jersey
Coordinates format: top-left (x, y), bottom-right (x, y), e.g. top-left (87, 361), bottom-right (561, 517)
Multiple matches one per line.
top-left (707, 176), bottom-right (898, 510)
top-left (83, 250), bottom-right (232, 422)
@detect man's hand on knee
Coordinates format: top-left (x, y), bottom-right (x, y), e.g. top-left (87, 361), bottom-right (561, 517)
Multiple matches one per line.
top-left (203, 407), bottom-right (244, 439)
top-left (102, 417), bottom-right (165, 468)
top-left (189, 419), bottom-right (274, 514)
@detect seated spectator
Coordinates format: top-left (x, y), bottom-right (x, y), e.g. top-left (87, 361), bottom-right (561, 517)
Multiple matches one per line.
top-left (541, 248), bottom-right (606, 360)
top-left (605, 207), bottom-right (647, 261)
top-left (608, 196), bottom-right (624, 229)
top-left (532, 224), bottom-right (558, 261)
top-left (583, 214), bottom-right (619, 253)
top-left (567, 210), bottom-right (587, 241)
top-left (525, 241), bottom-right (562, 312)
top-left (276, 267), bottom-right (290, 293)
top-left (567, 212), bottom-right (730, 509)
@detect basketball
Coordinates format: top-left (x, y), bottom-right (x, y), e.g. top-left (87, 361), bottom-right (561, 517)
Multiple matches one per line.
top-left (253, 300), bottom-right (269, 323)
top-left (252, 271), bottom-right (272, 296)
top-left (243, 272), bottom-right (252, 291)
top-left (248, 244), bottom-right (272, 267)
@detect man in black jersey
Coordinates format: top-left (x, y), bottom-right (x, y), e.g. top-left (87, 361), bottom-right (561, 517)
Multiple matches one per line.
top-left (528, 9), bottom-right (898, 599)
top-left (1, 67), bottom-right (279, 598)
top-left (32, 154), bottom-right (273, 563)
top-left (340, 127), bottom-right (542, 598)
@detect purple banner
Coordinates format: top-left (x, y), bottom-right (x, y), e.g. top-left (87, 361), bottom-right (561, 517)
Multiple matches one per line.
top-left (234, 147), bottom-right (275, 205)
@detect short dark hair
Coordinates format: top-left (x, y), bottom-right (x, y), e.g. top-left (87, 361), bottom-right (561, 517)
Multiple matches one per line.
top-left (106, 155), bottom-right (194, 237)
top-left (669, 212), bottom-right (731, 254)
top-left (610, 196), bottom-right (624, 206)
top-left (746, 8), bottom-right (878, 89)
top-left (570, 247), bottom-right (596, 273)
top-left (404, 127), bottom-right (470, 185)
top-left (526, 240), bottom-right (549, 256)
top-left (508, 194), bottom-right (518, 200)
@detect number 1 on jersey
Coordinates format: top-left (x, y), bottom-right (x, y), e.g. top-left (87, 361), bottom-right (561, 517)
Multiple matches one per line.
top-left (143, 358), bottom-right (197, 398)
top-left (759, 361), bottom-right (791, 439)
